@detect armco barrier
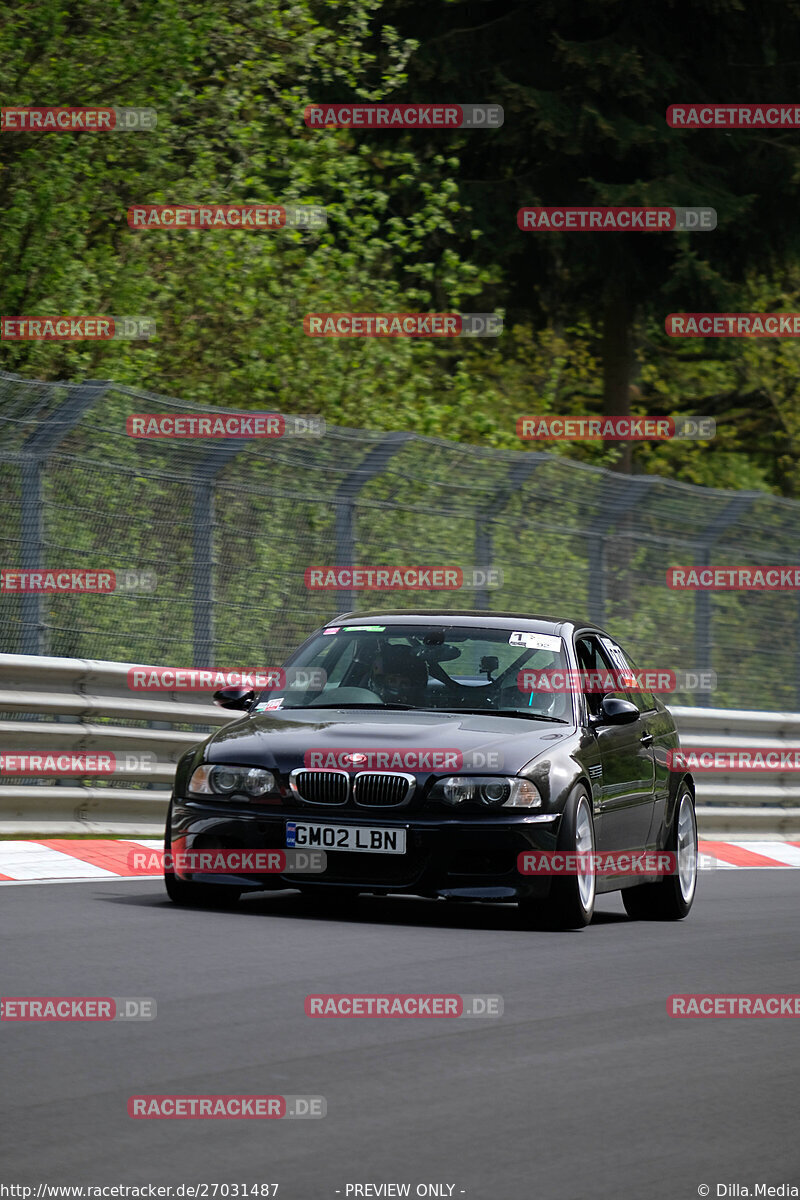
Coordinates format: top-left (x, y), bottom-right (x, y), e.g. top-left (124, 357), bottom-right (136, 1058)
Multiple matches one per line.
top-left (669, 705), bottom-right (800, 836)
top-left (0, 655), bottom-right (798, 836)
top-left (0, 654), bottom-right (233, 835)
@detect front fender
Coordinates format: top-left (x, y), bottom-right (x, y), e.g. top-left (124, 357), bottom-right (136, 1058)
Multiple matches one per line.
top-left (523, 743), bottom-right (592, 817)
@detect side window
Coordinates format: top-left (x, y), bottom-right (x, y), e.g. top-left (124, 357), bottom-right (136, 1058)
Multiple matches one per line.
top-left (599, 636), bottom-right (656, 713)
top-left (574, 635), bottom-right (621, 717)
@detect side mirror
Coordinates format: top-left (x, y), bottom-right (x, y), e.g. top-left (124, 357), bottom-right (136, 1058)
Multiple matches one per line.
top-left (595, 695), bottom-right (640, 726)
top-left (213, 686), bottom-right (255, 711)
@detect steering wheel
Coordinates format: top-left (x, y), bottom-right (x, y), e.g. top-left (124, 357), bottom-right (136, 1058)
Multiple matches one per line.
top-left (426, 668), bottom-right (504, 709)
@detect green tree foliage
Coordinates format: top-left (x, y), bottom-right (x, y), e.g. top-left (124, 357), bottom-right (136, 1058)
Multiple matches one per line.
top-left (368, 0), bottom-right (800, 481)
top-left (3, 0), bottom-right (800, 493)
top-left (0, 0), bottom-right (492, 421)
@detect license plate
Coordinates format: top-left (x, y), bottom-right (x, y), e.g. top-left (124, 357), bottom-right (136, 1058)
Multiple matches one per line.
top-left (285, 821), bottom-right (406, 855)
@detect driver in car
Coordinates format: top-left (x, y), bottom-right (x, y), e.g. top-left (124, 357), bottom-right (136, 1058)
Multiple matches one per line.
top-left (369, 644), bottom-right (429, 706)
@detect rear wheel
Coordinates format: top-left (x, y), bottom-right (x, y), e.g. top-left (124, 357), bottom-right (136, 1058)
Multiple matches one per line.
top-left (622, 787), bottom-right (697, 921)
top-left (519, 788), bottom-right (596, 930)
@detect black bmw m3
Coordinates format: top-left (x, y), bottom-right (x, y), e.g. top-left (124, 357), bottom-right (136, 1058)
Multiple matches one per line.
top-left (164, 611), bottom-right (698, 928)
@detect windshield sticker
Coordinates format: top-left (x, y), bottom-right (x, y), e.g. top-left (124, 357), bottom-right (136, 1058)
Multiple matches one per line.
top-left (509, 631), bottom-right (562, 652)
top-left (255, 697), bottom-right (284, 711)
top-left (342, 625), bottom-right (385, 632)
top-left (322, 626), bottom-right (340, 635)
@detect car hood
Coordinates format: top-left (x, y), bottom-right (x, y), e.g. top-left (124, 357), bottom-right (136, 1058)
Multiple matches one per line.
top-left (204, 707), bottom-right (573, 776)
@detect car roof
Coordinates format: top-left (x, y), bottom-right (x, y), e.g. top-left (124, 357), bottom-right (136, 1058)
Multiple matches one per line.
top-left (330, 610), bottom-right (605, 638)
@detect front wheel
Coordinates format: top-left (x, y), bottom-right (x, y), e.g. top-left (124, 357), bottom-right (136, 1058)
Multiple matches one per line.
top-left (622, 788), bottom-right (697, 921)
top-left (519, 789), bottom-right (596, 930)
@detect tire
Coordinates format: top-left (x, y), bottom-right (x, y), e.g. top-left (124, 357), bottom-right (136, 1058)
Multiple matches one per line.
top-left (519, 788), bottom-right (596, 930)
top-left (622, 787), bottom-right (697, 921)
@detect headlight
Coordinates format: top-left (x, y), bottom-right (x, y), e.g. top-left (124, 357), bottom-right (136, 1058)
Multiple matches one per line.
top-left (188, 764), bottom-right (277, 798)
top-left (430, 776), bottom-right (541, 809)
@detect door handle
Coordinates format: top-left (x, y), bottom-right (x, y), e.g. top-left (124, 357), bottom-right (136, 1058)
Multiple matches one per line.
top-left (640, 732), bottom-right (654, 747)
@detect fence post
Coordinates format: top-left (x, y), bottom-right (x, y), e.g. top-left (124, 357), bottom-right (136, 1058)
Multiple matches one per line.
top-left (693, 495), bottom-right (755, 707)
top-left (191, 441), bottom-right (252, 668)
top-left (474, 455), bottom-right (546, 609)
top-left (586, 476), bottom-right (654, 626)
top-left (332, 433), bottom-right (412, 614)
top-left (19, 380), bottom-right (111, 656)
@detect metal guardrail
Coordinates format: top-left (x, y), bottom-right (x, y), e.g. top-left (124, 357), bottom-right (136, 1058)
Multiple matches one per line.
top-left (0, 654), bottom-right (232, 834)
top-left (0, 655), bottom-right (798, 836)
top-left (670, 705), bottom-right (800, 836)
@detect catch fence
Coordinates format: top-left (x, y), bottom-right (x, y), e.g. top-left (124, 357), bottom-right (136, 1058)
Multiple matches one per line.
top-left (0, 369), bottom-right (797, 711)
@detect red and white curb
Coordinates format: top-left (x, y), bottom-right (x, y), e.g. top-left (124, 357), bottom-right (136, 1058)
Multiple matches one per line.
top-left (699, 840), bottom-right (800, 869)
top-left (0, 838), bottom-right (799, 885)
top-left (0, 840), bottom-right (162, 885)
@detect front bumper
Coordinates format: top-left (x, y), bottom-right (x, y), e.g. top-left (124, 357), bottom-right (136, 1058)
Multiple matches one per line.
top-left (168, 798), bottom-right (562, 900)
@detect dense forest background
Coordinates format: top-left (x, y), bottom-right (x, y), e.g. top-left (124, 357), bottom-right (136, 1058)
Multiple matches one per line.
top-left (3, 0), bottom-right (800, 494)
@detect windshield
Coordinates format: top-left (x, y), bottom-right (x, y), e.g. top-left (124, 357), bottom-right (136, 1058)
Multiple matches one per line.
top-left (253, 623), bottom-right (573, 721)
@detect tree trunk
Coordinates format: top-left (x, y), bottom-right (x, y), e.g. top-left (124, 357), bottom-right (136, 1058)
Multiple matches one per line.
top-left (601, 288), bottom-right (636, 617)
top-left (602, 290), bottom-right (634, 475)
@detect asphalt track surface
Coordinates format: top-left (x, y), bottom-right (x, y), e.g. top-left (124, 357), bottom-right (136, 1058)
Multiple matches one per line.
top-left (2, 872), bottom-right (799, 1198)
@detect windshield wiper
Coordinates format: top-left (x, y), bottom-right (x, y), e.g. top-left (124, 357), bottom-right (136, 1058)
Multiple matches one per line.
top-left (282, 702), bottom-right (417, 711)
top-left (430, 707), bottom-right (569, 724)
top-left (495, 710), bottom-right (569, 723)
